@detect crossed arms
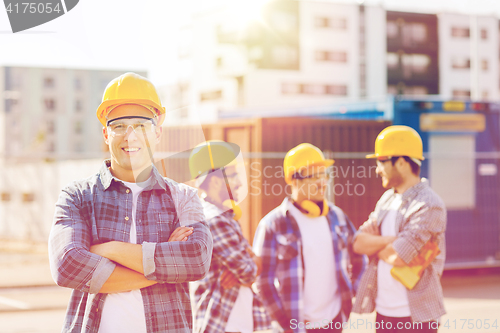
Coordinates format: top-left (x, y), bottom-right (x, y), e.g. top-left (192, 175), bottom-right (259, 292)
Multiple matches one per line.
top-left (353, 219), bottom-right (405, 266)
top-left (48, 187), bottom-right (213, 295)
top-left (353, 201), bottom-right (446, 266)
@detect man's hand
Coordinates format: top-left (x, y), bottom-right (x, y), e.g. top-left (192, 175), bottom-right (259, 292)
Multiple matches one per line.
top-left (220, 270), bottom-right (241, 289)
top-left (246, 247), bottom-right (262, 276)
top-left (377, 243), bottom-right (406, 267)
top-left (168, 226), bottom-right (194, 242)
top-left (359, 219), bottom-right (380, 235)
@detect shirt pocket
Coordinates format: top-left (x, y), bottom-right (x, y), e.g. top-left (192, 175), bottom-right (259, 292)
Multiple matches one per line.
top-left (276, 234), bottom-right (299, 261)
top-left (142, 210), bottom-right (177, 243)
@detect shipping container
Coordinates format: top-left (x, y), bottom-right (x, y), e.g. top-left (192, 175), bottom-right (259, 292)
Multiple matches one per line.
top-left (157, 117), bottom-right (391, 243)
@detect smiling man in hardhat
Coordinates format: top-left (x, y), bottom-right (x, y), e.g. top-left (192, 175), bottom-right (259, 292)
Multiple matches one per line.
top-left (189, 140), bottom-right (271, 333)
top-left (352, 125), bottom-right (447, 333)
top-left (253, 143), bottom-right (366, 333)
top-left (48, 72), bottom-right (213, 333)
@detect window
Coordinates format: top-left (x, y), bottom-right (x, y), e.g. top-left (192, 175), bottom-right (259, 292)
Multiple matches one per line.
top-left (303, 84), bottom-right (325, 95)
top-left (411, 23), bottom-right (427, 43)
top-left (387, 53), bottom-right (399, 70)
top-left (74, 78), bottom-right (82, 90)
top-left (452, 89), bottom-right (471, 98)
top-left (401, 54), bottom-right (431, 77)
top-left (451, 27), bottom-right (470, 38)
top-left (282, 83), bottom-right (301, 94)
top-left (1, 192), bottom-right (11, 201)
top-left (405, 86), bottom-right (428, 95)
top-left (411, 54), bottom-right (431, 73)
top-left (326, 85), bottom-right (347, 96)
top-left (481, 29), bottom-right (488, 40)
top-left (22, 193), bottom-right (35, 203)
top-left (75, 99), bottom-right (83, 112)
top-left (451, 57), bottom-right (470, 69)
top-left (386, 21), bottom-right (398, 38)
top-left (330, 17), bottom-right (347, 29)
top-left (314, 17), bottom-right (329, 28)
top-left (5, 99), bottom-right (17, 113)
top-left (43, 77), bottom-right (55, 88)
top-left (47, 120), bottom-right (55, 134)
top-left (314, 17), bottom-right (346, 29)
top-left (200, 90), bottom-right (222, 101)
top-left (75, 121), bottom-right (83, 135)
top-left (315, 51), bottom-right (347, 63)
top-left (481, 59), bottom-right (488, 71)
top-left (75, 141), bottom-right (83, 152)
top-left (387, 85), bottom-right (398, 95)
top-left (44, 98), bottom-right (56, 111)
top-left (402, 23), bottom-right (427, 46)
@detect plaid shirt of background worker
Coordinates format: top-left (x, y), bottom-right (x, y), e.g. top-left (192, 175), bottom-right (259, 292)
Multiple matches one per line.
top-left (190, 200), bottom-right (272, 333)
top-left (253, 198), bottom-right (367, 333)
top-left (48, 161), bottom-right (213, 333)
top-left (352, 179), bottom-right (447, 323)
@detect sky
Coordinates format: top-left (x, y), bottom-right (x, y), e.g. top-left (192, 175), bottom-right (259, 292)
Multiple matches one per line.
top-left (1, 0), bottom-right (500, 87)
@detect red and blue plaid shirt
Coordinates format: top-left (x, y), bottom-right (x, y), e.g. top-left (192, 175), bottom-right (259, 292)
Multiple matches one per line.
top-left (48, 160), bottom-right (213, 333)
top-left (253, 198), bottom-right (367, 333)
top-left (352, 179), bottom-right (447, 322)
top-left (190, 200), bottom-right (272, 333)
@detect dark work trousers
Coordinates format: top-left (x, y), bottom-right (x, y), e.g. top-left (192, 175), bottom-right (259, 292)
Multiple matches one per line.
top-left (376, 313), bottom-right (439, 333)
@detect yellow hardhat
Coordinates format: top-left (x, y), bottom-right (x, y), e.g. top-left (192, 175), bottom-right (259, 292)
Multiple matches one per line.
top-left (284, 143), bottom-right (334, 185)
top-left (189, 140), bottom-right (239, 180)
top-left (366, 125), bottom-right (424, 161)
top-left (96, 72), bottom-right (166, 126)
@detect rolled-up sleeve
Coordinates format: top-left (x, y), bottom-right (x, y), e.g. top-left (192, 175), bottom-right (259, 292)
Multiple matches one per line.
top-left (392, 202), bottom-right (446, 264)
top-left (48, 187), bottom-right (116, 294)
top-left (211, 218), bottom-right (257, 285)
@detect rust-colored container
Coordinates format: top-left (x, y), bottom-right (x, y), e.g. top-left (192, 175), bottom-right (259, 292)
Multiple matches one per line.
top-left (157, 117), bottom-right (391, 243)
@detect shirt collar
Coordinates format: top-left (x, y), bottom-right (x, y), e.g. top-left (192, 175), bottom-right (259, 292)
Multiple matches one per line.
top-left (98, 160), bottom-right (168, 192)
top-left (201, 198), bottom-right (235, 220)
top-left (400, 177), bottom-right (429, 201)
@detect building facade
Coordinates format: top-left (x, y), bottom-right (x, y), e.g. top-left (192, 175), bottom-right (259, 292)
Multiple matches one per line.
top-left (169, 0), bottom-right (500, 124)
top-left (0, 67), bottom-right (146, 161)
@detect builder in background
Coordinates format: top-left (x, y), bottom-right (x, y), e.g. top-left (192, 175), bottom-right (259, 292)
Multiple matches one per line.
top-left (253, 143), bottom-right (366, 333)
top-left (48, 73), bottom-right (213, 333)
top-left (352, 125), bottom-right (447, 333)
top-left (189, 140), bottom-right (271, 333)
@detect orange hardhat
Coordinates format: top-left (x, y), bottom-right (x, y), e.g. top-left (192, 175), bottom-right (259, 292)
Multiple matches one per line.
top-left (96, 73), bottom-right (166, 126)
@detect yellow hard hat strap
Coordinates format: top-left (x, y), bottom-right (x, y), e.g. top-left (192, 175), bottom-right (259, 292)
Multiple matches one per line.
top-left (221, 167), bottom-right (235, 202)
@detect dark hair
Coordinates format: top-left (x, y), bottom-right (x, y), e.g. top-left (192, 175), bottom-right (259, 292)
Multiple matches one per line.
top-left (198, 172), bottom-right (216, 192)
top-left (391, 156), bottom-right (420, 176)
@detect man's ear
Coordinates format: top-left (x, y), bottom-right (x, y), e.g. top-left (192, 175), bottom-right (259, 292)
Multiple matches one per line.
top-left (155, 126), bottom-right (162, 144)
top-left (102, 127), bottom-right (109, 145)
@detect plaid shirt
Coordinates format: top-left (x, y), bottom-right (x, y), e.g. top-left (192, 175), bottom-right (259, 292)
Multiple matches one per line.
top-left (253, 198), bottom-right (367, 333)
top-left (190, 200), bottom-right (272, 333)
top-left (48, 160), bottom-right (213, 333)
top-left (352, 179), bottom-right (447, 322)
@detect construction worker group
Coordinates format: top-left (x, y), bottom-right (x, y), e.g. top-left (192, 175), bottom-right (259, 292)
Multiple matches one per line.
top-left (49, 73), bottom-right (446, 333)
